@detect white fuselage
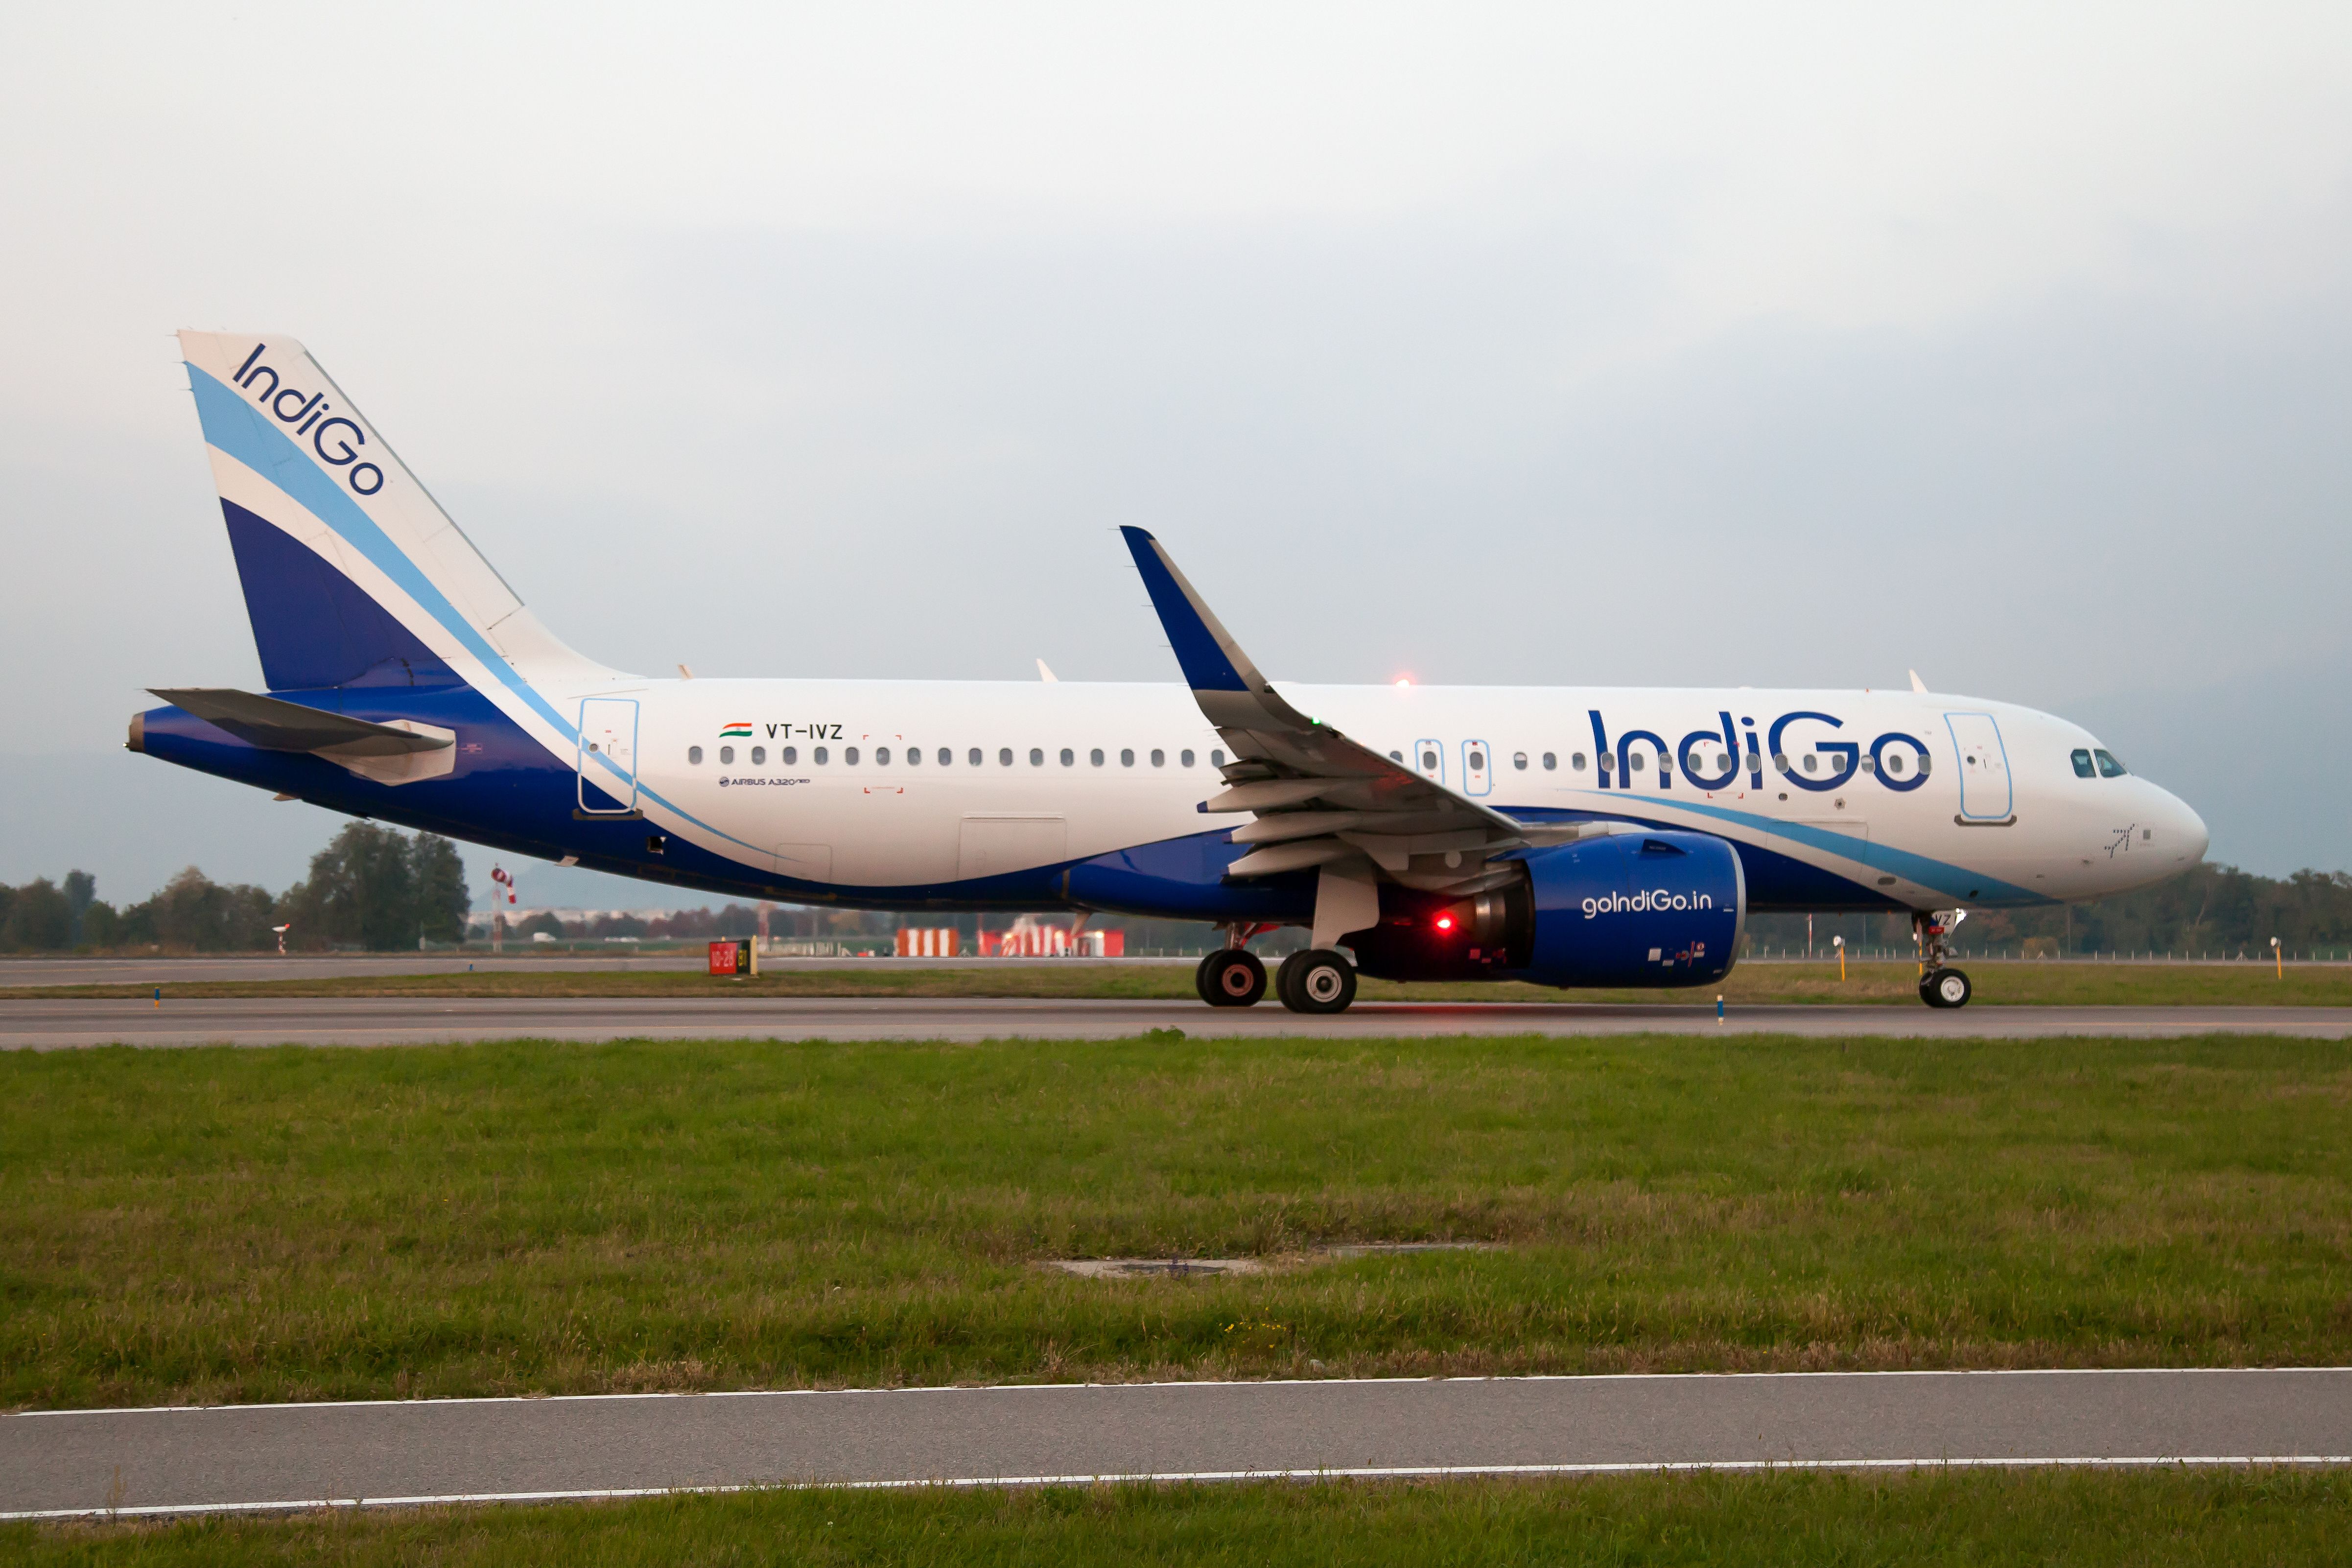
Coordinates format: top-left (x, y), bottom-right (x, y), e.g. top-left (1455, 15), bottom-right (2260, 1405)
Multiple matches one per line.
top-left (577, 677), bottom-right (2206, 909)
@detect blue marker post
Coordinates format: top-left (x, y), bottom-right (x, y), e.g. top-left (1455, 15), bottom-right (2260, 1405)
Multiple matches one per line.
top-left (153, 987), bottom-right (161, 1010)
top-left (1716, 994), bottom-right (1724, 1025)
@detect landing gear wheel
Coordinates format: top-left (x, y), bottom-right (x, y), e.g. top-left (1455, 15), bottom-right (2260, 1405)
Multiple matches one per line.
top-left (1273, 951), bottom-right (1310, 1011)
top-left (1920, 966), bottom-right (1973, 1009)
top-left (1279, 949), bottom-right (1358, 1015)
top-left (1197, 949), bottom-right (1267, 1007)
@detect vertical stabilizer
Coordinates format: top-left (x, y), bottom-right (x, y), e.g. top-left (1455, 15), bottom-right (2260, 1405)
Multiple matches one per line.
top-left (178, 332), bottom-right (615, 693)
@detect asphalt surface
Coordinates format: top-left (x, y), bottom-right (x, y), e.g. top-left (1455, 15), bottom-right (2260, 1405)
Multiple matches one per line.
top-left (6, 996), bottom-right (2351, 1048)
top-left (7, 1369), bottom-right (2347, 1519)
top-left (0, 954), bottom-right (1186, 987)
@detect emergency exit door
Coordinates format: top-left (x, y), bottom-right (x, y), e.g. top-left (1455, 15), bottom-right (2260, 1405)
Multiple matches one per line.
top-left (577, 698), bottom-right (639, 814)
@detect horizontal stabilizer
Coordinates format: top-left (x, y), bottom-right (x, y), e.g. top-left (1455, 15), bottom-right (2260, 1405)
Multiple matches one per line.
top-left (150, 688), bottom-right (453, 756)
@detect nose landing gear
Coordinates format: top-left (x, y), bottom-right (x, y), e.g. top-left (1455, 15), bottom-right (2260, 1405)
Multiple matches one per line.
top-left (1913, 909), bottom-right (1972, 1009)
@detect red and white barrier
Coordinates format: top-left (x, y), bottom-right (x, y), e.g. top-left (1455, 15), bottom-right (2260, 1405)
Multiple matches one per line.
top-left (895, 928), bottom-right (961, 957)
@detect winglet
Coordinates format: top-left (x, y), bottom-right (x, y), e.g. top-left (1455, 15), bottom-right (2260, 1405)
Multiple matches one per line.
top-left (1119, 527), bottom-right (1253, 693)
top-left (1118, 527), bottom-right (1316, 733)
top-left (1908, 669), bottom-right (1929, 695)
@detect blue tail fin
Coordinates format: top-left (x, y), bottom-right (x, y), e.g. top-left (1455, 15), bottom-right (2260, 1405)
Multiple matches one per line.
top-left (178, 331), bottom-right (613, 695)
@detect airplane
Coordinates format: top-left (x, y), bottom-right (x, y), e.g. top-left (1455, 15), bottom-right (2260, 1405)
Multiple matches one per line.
top-left (130, 332), bottom-right (2211, 1012)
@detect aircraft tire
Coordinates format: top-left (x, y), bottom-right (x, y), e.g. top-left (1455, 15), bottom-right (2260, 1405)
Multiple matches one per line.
top-left (1197, 949), bottom-right (1267, 1007)
top-left (1919, 966), bottom-right (1973, 1009)
top-left (1273, 951), bottom-right (1310, 1011)
top-left (1281, 949), bottom-right (1358, 1015)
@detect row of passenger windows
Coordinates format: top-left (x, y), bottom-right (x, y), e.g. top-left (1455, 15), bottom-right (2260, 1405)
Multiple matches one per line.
top-left (684, 740), bottom-right (1932, 780)
top-left (688, 744), bottom-right (1230, 770)
top-left (1386, 748), bottom-right (1924, 778)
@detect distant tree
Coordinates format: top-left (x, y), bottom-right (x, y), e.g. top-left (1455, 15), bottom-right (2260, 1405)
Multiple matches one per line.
top-left (1, 878), bottom-right (72, 951)
top-left (114, 867), bottom-right (280, 951)
top-left (411, 834), bottom-right (470, 944)
top-left (590, 913), bottom-right (649, 939)
top-left (650, 907), bottom-right (715, 940)
top-left (281, 824), bottom-right (419, 949)
top-left (515, 911), bottom-right (566, 940)
top-left (79, 901), bottom-right (120, 948)
top-left (63, 870), bottom-right (95, 943)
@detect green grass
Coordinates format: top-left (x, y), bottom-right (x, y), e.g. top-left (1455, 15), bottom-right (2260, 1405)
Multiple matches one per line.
top-left (14, 1471), bottom-right (2352, 1565)
top-left (5, 1031), bottom-right (2351, 1409)
top-left (14, 959), bottom-right (2351, 1004)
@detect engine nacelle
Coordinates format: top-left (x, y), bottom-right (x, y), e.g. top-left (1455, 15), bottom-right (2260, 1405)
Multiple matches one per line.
top-left (1510, 831), bottom-right (1743, 988)
top-left (1344, 831), bottom-right (1744, 988)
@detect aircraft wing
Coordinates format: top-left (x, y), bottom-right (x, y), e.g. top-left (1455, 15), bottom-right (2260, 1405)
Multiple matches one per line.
top-left (1119, 527), bottom-right (1609, 893)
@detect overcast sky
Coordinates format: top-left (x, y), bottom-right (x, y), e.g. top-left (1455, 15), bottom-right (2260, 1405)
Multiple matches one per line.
top-left (4, 2), bottom-right (2349, 909)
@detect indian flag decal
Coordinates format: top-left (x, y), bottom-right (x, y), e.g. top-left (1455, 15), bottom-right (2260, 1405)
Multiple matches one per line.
top-left (719, 722), bottom-right (754, 738)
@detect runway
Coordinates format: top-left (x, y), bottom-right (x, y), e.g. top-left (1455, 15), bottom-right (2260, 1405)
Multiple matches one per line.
top-left (0, 954), bottom-right (1184, 987)
top-left (6, 1368), bottom-right (2346, 1519)
top-left (5, 996), bottom-right (2351, 1048)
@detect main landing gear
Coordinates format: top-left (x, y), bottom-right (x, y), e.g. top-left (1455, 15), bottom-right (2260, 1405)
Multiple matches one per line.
top-left (1195, 925), bottom-right (1359, 1014)
top-left (1913, 909), bottom-right (1973, 1009)
top-left (1275, 948), bottom-right (1358, 1014)
top-left (1196, 947), bottom-right (1267, 1007)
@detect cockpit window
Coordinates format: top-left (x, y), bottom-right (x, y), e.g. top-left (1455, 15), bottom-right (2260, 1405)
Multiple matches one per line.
top-left (2094, 749), bottom-right (2127, 778)
top-left (2070, 749), bottom-right (2095, 779)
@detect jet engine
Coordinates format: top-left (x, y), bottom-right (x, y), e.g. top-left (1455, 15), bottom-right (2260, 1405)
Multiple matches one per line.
top-left (1345, 831), bottom-right (1744, 989)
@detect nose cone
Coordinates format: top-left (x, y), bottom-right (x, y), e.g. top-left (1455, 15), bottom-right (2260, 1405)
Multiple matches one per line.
top-left (2177, 796), bottom-right (2211, 866)
top-left (2155, 784), bottom-right (2210, 868)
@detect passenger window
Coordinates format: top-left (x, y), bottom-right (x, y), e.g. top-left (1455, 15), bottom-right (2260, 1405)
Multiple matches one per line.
top-left (1389, 750), bottom-right (1404, 763)
top-left (1543, 752), bottom-right (1556, 771)
top-left (1120, 749), bottom-right (1134, 766)
top-left (906, 746), bottom-right (920, 766)
top-left (1211, 749), bottom-right (1226, 767)
top-left (1090, 748), bottom-right (1105, 766)
top-left (2070, 749), bottom-right (2094, 778)
top-left (1630, 752), bottom-right (1646, 772)
top-left (1469, 750), bottom-right (1486, 771)
top-left (876, 747), bottom-right (892, 766)
top-left (999, 748), bottom-right (1012, 766)
top-left (1570, 752), bottom-right (1584, 771)
top-left (2094, 749), bottom-right (2127, 778)
top-left (1513, 752), bottom-right (1528, 770)
top-left (720, 745), bottom-right (735, 765)
top-left (1151, 749), bottom-right (1165, 767)
top-left (1030, 748), bottom-right (1044, 767)
top-left (688, 745), bottom-right (704, 765)
top-left (1421, 749), bottom-right (1438, 771)
top-left (966, 749), bottom-right (979, 765)
top-left (1773, 752), bottom-right (1790, 773)
top-left (1060, 748), bottom-right (1075, 767)
top-left (1801, 754), bottom-right (1817, 773)
top-left (782, 746), bottom-right (797, 765)
top-left (751, 746), bottom-right (766, 765)
top-left (1859, 756), bottom-right (1875, 773)
top-left (1883, 752), bottom-right (1902, 775)
top-left (814, 746), bottom-right (829, 765)
top-left (1180, 749), bottom-right (1196, 767)
top-left (845, 747), bottom-right (860, 766)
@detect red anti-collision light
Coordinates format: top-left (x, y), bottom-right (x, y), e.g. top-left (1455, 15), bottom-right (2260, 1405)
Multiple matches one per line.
top-left (1435, 916), bottom-right (1454, 931)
